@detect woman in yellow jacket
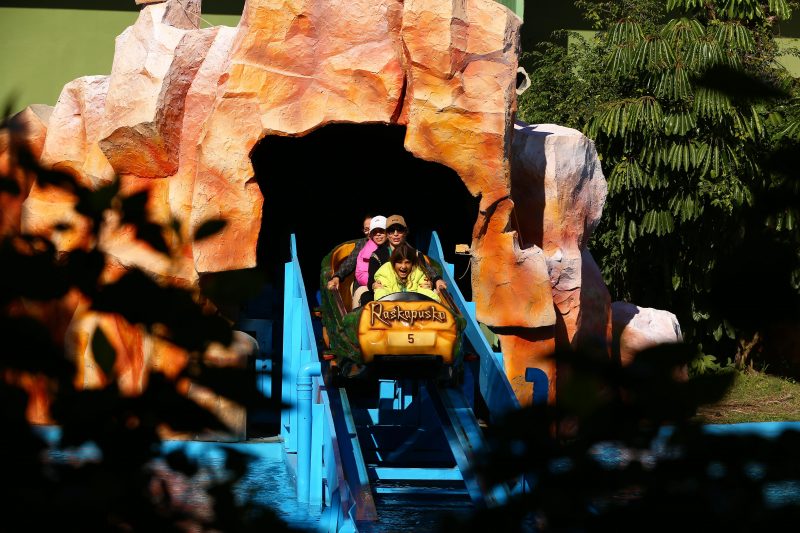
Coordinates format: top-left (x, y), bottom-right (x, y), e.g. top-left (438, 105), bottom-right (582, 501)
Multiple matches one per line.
top-left (373, 242), bottom-right (441, 302)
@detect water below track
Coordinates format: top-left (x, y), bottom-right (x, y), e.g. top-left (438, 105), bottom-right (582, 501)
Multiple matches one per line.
top-left (32, 422), bottom-right (800, 532)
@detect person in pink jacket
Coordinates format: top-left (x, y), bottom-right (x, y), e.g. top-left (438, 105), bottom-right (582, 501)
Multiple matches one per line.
top-left (352, 215), bottom-right (386, 307)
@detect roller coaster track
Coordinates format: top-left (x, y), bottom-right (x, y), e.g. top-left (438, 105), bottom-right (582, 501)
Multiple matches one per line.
top-left (282, 233), bottom-right (522, 532)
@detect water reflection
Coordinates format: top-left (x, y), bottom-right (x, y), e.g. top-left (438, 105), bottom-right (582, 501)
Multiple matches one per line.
top-left (35, 427), bottom-right (320, 532)
top-left (358, 491), bottom-right (472, 532)
top-left (162, 441), bottom-right (321, 531)
top-left (33, 422), bottom-right (800, 530)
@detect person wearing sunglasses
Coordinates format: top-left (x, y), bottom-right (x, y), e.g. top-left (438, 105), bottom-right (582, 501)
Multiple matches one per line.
top-left (385, 214), bottom-right (409, 252)
top-left (352, 215), bottom-right (387, 307)
top-left (378, 215), bottom-right (447, 292)
top-left (326, 213), bottom-right (374, 291)
top-left (356, 215), bottom-right (447, 307)
top-left (355, 214), bottom-right (408, 306)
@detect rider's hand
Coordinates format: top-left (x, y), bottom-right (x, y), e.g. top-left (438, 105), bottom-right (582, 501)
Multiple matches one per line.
top-left (435, 279), bottom-right (447, 291)
top-left (372, 281), bottom-right (383, 290)
top-left (327, 276), bottom-right (340, 290)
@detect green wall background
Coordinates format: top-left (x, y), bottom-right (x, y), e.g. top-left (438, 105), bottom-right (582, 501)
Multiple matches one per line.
top-left (2, 8), bottom-right (138, 112)
top-left (0, 5), bottom-right (241, 113)
top-left (0, 1), bottom-right (798, 115)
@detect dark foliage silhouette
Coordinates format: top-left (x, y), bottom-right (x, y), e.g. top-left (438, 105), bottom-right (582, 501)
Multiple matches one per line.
top-left (0, 115), bottom-right (294, 531)
top-left (440, 344), bottom-right (800, 531)
top-left (519, 0), bottom-right (800, 372)
top-left (444, 49), bottom-right (800, 531)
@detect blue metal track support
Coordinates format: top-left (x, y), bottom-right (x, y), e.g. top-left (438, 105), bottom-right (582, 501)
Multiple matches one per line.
top-left (426, 232), bottom-right (519, 419)
top-left (426, 382), bottom-right (511, 507)
top-left (326, 386), bottom-right (377, 521)
top-left (283, 233), bottom-right (526, 531)
top-left (427, 233), bottom-right (531, 497)
top-left (282, 234), bottom-right (370, 532)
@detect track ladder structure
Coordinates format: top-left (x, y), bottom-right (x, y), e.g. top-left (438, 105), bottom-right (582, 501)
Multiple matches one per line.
top-left (281, 233), bottom-right (526, 532)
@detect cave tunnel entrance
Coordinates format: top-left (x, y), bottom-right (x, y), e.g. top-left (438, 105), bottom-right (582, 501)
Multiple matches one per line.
top-left (251, 123), bottom-right (478, 303)
top-left (243, 123), bottom-right (477, 438)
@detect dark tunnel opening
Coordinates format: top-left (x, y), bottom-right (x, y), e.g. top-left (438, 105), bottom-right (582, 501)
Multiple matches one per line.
top-left (251, 123), bottom-right (478, 303)
top-left (242, 123), bottom-right (478, 437)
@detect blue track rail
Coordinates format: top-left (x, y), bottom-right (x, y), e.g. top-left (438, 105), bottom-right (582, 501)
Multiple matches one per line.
top-left (425, 232), bottom-right (520, 420)
top-left (427, 381), bottom-right (511, 506)
top-left (282, 233), bottom-right (521, 532)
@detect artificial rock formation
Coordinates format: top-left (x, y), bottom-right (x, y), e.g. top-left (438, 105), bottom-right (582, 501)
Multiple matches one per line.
top-left (498, 122), bottom-right (611, 403)
top-left (611, 302), bottom-right (684, 368)
top-left (0, 104), bottom-right (51, 237)
top-left (2, 0), bottom-right (678, 416)
top-left (510, 123), bottom-right (609, 344)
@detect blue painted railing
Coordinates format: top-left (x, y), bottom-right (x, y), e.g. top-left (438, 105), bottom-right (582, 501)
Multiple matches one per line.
top-left (282, 233), bottom-right (524, 531)
top-left (426, 232), bottom-right (520, 419)
top-left (426, 233), bottom-right (532, 496)
top-left (282, 235), bottom-right (357, 532)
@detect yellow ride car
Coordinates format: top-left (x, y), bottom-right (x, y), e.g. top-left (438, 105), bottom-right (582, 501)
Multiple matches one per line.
top-left (319, 241), bottom-right (465, 382)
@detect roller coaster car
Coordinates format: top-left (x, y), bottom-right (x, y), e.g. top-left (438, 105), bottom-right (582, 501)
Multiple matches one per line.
top-left (319, 241), bottom-right (465, 383)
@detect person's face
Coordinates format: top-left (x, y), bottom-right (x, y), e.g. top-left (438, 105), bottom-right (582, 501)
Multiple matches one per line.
top-left (370, 228), bottom-right (386, 245)
top-left (393, 258), bottom-right (413, 280)
top-left (387, 225), bottom-right (407, 247)
top-left (362, 218), bottom-right (372, 237)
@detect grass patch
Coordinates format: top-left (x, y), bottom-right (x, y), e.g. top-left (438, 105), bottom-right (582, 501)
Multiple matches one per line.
top-left (695, 370), bottom-right (800, 424)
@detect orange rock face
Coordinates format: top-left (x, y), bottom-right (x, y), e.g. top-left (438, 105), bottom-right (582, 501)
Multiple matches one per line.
top-left (4, 0), bottom-right (659, 415)
top-left (0, 105), bottom-right (51, 237)
top-left (401, 0), bottom-right (519, 200)
top-left (496, 329), bottom-right (557, 405)
top-left (496, 122), bottom-right (612, 404)
top-left (472, 197), bottom-right (555, 329)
